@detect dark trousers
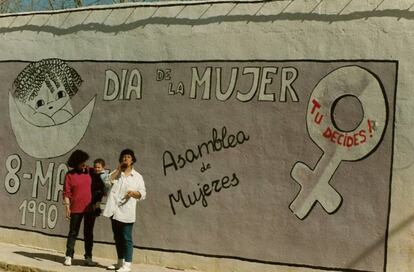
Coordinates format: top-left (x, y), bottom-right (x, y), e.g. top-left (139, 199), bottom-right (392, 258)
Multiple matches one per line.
top-left (111, 218), bottom-right (134, 262)
top-left (65, 213), bottom-right (96, 258)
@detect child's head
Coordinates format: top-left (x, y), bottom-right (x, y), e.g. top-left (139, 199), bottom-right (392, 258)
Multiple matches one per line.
top-left (13, 58), bottom-right (82, 118)
top-left (93, 158), bottom-right (106, 172)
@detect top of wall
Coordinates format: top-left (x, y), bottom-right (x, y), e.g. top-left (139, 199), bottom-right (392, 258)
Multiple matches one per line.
top-left (1, 0), bottom-right (413, 23)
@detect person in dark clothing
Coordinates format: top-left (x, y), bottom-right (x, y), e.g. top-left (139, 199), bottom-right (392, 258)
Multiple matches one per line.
top-left (90, 158), bottom-right (107, 216)
top-left (63, 150), bottom-right (97, 267)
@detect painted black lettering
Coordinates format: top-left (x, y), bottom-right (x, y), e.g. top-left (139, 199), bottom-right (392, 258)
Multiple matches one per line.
top-left (163, 150), bottom-right (178, 176)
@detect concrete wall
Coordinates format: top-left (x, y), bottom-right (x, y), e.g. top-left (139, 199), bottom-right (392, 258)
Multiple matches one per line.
top-left (0, 1), bottom-right (412, 271)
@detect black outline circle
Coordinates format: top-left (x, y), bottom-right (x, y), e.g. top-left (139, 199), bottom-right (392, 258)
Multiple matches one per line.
top-left (330, 94), bottom-right (365, 133)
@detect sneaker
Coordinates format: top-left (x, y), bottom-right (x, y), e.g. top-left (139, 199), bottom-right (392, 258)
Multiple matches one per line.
top-left (84, 257), bottom-right (97, 266)
top-left (116, 265), bottom-right (131, 272)
top-left (64, 256), bottom-right (72, 266)
top-left (107, 264), bottom-right (120, 270)
top-left (107, 259), bottom-right (124, 270)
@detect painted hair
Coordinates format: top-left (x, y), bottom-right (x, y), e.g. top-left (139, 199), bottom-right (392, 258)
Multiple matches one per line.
top-left (13, 58), bottom-right (82, 103)
top-left (67, 149), bottom-right (89, 169)
top-left (118, 149), bottom-right (137, 164)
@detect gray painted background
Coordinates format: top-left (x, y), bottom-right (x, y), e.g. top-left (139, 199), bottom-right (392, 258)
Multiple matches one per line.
top-left (0, 60), bottom-right (396, 271)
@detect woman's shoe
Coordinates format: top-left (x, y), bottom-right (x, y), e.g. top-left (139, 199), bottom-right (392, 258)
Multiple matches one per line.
top-left (116, 262), bottom-right (131, 272)
top-left (107, 259), bottom-right (124, 270)
top-left (84, 257), bottom-right (97, 266)
top-left (63, 256), bottom-right (72, 266)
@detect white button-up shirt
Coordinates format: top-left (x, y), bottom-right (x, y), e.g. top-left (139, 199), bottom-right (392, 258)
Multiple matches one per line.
top-left (103, 168), bottom-right (146, 223)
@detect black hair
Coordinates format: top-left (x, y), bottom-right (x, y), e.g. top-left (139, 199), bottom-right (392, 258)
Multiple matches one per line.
top-left (93, 158), bottom-right (105, 167)
top-left (67, 150), bottom-right (89, 169)
top-left (118, 149), bottom-right (137, 164)
top-left (13, 58), bottom-right (82, 103)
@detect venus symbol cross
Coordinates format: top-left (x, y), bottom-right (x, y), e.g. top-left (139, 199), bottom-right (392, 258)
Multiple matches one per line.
top-left (290, 151), bottom-right (345, 219)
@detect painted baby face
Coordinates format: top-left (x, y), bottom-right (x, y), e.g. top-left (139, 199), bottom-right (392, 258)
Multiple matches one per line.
top-left (28, 80), bottom-right (70, 118)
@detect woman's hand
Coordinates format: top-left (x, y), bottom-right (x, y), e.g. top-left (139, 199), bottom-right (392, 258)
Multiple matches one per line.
top-left (120, 163), bottom-right (128, 172)
top-left (125, 191), bottom-right (141, 200)
top-left (110, 166), bottom-right (122, 181)
top-left (65, 205), bottom-right (71, 219)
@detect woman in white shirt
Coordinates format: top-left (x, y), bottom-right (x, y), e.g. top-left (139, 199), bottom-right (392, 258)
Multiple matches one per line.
top-left (103, 149), bottom-right (146, 272)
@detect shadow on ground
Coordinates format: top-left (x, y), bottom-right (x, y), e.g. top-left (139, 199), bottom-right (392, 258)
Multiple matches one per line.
top-left (13, 251), bottom-right (107, 269)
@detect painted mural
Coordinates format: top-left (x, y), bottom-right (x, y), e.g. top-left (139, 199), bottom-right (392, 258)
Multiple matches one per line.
top-left (9, 59), bottom-right (96, 158)
top-left (0, 60), bottom-right (396, 272)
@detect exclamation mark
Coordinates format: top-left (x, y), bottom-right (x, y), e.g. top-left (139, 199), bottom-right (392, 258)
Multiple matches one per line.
top-left (368, 119), bottom-right (373, 137)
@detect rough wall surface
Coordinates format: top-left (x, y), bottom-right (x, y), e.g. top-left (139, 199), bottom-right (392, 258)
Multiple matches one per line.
top-left (0, 1), bottom-right (411, 271)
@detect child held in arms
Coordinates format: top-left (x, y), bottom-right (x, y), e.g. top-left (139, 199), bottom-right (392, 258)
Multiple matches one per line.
top-left (92, 158), bottom-right (110, 216)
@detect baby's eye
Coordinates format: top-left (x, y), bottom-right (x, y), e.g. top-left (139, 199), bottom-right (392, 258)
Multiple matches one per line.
top-left (35, 99), bottom-right (45, 109)
top-left (56, 91), bottom-right (66, 99)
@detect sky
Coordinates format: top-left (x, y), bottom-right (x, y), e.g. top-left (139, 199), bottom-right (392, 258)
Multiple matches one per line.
top-left (2, 0), bottom-right (155, 13)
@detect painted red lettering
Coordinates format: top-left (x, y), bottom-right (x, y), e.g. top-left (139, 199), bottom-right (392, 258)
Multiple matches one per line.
top-left (346, 135), bottom-right (354, 147)
top-left (311, 99), bottom-right (321, 114)
top-left (353, 132), bottom-right (359, 146)
top-left (314, 112), bottom-right (323, 124)
top-left (331, 131), bottom-right (339, 143)
top-left (359, 129), bottom-right (367, 144)
top-left (338, 134), bottom-right (344, 145)
top-left (323, 127), bottom-right (332, 138)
